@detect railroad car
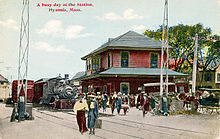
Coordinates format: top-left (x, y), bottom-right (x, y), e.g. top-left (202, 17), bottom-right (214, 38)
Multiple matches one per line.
top-left (12, 80), bottom-right (34, 103)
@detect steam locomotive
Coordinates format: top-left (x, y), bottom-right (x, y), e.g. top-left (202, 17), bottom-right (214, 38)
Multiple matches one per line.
top-left (38, 74), bottom-right (78, 109)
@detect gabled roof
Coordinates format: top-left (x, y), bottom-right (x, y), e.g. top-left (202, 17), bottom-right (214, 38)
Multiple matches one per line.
top-left (82, 31), bottom-right (163, 60)
top-left (78, 67), bottom-right (187, 80)
top-left (0, 74), bottom-right (8, 82)
top-left (72, 71), bottom-right (86, 80)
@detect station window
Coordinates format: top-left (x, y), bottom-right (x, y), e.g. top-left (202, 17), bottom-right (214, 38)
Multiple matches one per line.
top-left (120, 82), bottom-right (129, 95)
top-left (108, 53), bottom-right (111, 68)
top-left (121, 52), bottom-right (129, 67)
top-left (92, 57), bottom-right (100, 70)
top-left (103, 85), bottom-right (107, 93)
top-left (86, 58), bottom-right (92, 70)
top-left (150, 53), bottom-right (158, 68)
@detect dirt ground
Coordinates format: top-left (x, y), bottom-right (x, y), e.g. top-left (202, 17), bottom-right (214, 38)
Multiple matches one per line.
top-left (0, 103), bottom-right (219, 139)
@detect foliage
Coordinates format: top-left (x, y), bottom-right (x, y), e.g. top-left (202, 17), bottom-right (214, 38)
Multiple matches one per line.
top-left (144, 23), bottom-right (219, 74)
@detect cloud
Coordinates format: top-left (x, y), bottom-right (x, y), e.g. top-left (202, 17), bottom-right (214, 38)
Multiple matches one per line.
top-left (131, 25), bottom-right (146, 31)
top-left (33, 42), bottom-right (73, 53)
top-left (65, 25), bottom-right (93, 39)
top-left (0, 19), bottom-right (19, 30)
top-left (37, 20), bottom-right (93, 39)
top-left (96, 9), bottom-right (149, 21)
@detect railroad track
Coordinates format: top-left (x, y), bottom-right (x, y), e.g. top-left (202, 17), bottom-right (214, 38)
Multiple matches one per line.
top-left (33, 108), bottom-right (213, 139)
top-left (33, 108), bottom-right (143, 139)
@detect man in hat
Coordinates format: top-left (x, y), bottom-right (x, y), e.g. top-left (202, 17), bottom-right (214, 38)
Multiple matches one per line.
top-left (102, 93), bottom-right (108, 112)
top-left (115, 92), bottom-right (122, 115)
top-left (87, 93), bottom-right (99, 135)
top-left (137, 91), bottom-right (144, 109)
top-left (73, 93), bottom-right (88, 134)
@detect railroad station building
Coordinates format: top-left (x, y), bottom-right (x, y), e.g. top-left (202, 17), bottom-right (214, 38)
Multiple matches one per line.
top-left (77, 31), bottom-right (188, 95)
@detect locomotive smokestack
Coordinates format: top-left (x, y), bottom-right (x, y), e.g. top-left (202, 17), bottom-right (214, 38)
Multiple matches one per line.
top-left (64, 74), bottom-right (69, 80)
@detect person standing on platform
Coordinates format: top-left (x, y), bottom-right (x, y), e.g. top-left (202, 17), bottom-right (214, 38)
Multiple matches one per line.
top-left (143, 93), bottom-right (151, 117)
top-left (109, 93), bottom-right (116, 114)
top-left (96, 92), bottom-right (102, 110)
top-left (115, 92), bottom-right (122, 115)
top-left (129, 94), bottom-right (135, 107)
top-left (87, 93), bottom-right (99, 135)
top-left (150, 94), bottom-right (159, 111)
top-left (137, 92), bottom-right (144, 109)
top-left (73, 93), bottom-right (88, 134)
top-left (121, 94), bottom-right (129, 115)
top-left (102, 93), bottom-right (108, 112)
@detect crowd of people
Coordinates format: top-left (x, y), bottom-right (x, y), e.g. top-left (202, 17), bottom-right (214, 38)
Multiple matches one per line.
top-left (73, 91), bottom-right (160, 134)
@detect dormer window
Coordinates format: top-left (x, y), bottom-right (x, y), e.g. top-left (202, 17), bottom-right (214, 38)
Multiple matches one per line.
top-left (86, 58), bottom-right (92, 70)
top-left (92, 57), bottom-right (100, 70)
top-left (150, 53), bottom-right (158, 68)
top-left (121, 52), bottom-right (129, 67)
top-left (108, 53), bottom-right (111, 68)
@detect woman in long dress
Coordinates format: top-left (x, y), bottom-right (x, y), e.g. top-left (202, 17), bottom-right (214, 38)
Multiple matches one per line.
top-left (87, 94), bottom-right (99, 135)
top-left (121, 94), bottom-right (129, 115)
top-left (109, 93), bottom-right (116, 114)
top-left (73, 94), bottom-right (88, 134)
top-left (143, 94), bottom-right (151, 117)
top-left (115, 92), bottom-right (122, 115)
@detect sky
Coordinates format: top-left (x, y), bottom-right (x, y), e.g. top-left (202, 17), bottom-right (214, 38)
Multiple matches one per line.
top-left (0, 0), bottom-right (220, 81)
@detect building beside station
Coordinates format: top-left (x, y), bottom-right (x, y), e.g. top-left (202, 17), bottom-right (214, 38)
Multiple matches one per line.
top-left (195, 65), bottom-right (220, 89)
top-left (76, 31), bottom-right (188, 95)
top-left (0, 74), bottom-right (11, 102)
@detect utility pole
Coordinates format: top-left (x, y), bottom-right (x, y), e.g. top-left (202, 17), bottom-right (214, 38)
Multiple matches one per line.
top-left (191, 34), bottom-right (198, 111)
top-left (160, 0), bottom-right (169, 97)
top-left (192, 34), bottom-right (198, 96)
top-left (160, 0), bottom-right (169, 115)
top-left (17, 0), bottom-right (30, 114)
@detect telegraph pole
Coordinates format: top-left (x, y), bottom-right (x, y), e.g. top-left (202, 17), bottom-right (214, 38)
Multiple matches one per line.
top-left (17, 0), bottom-right (30, 114)
top-left (160, 0), bottom-right (169, 115)
top-left (191, 34), bottom-right (198, 111)
top-left (192, 34), bottom-right (198, 96)
top-left (160, 0), bottom-right (169, 97)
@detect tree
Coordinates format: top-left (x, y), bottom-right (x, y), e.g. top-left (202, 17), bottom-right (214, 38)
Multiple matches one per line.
top-left (144, 23), bottom-right (219, 75)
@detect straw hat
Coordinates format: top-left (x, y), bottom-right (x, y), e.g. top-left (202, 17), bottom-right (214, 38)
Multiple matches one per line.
top-left (88, 92), bottom-right (97, 98)
top-left (76, 93), bottom-right (85, 99)
top-left (88, 94), bottom-right (97, 98)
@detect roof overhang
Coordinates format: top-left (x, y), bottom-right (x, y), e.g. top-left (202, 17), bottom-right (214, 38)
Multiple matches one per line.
top-left (144, 82), bottom-right (175, 87)
top-left (79, 73), bottom-right (187, 81)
